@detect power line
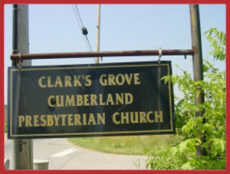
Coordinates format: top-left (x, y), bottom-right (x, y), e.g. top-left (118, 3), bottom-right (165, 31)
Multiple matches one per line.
top-left (72, 5), bottom-right (93, 52)
top-left (74, 5), bottom-right (84, 28)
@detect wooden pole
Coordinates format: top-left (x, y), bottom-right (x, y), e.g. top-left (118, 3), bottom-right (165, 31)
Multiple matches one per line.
top-left (95, 4), bottom-right (101, 63)
top-left (190, 4), bottom-right (205, 156)
top-left (12, 4), bottom-right (33, 169)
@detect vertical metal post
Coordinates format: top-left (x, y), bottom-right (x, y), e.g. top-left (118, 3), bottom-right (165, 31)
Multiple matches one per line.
top-left (95, 4), bottom-right (101, 63)
top-left (189, 5), bottom-right (205, 156)
top-left (12, 4), bottom-right (33, 169)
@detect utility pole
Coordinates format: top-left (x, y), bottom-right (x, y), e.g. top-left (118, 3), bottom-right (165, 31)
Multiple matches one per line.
top-left (95, 4), bottom-right (101, 64)
top-left (189, 4), bottom-right (205, 156)
top-left (12, 4), bottom-right (33, 169)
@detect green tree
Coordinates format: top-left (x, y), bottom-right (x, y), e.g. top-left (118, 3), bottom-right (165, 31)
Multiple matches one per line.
top-left (146, 28), bottom-right (226, 169)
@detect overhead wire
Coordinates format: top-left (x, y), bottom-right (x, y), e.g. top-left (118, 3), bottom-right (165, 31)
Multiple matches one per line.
top-left (72, 5), bottom-right (93, 52)
top-left (74, 5), bottom-right (84, 28)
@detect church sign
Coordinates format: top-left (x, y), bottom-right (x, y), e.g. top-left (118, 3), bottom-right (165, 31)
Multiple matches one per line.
top-left (8, 61), bottom-right (175, 138)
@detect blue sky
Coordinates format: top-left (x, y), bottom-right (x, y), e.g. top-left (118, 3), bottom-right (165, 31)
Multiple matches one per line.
top-left (4, 4), bottom-right (226, 104)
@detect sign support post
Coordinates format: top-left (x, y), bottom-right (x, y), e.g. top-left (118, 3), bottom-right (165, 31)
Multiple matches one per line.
top-left (190, 4), bottom-right (205, 156)
top-left (95, 4), bottom-right (101, 63)
top-left (12, 4), bottom-right (33, 169)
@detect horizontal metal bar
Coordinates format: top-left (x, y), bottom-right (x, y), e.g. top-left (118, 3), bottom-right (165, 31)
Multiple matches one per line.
top-left (11, 49), bottom-right (194, 60)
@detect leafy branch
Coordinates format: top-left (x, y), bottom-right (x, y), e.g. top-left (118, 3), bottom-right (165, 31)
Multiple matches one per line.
top-left (146, 28), bottom-right (226, 169)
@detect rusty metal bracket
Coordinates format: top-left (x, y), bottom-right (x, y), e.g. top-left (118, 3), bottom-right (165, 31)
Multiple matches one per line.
top-left (16, 53), bottom-right (22, 71)
top-left (10, 49), bottom-right (194, 61)
top-left (158, 47), bottom-right (162, 64)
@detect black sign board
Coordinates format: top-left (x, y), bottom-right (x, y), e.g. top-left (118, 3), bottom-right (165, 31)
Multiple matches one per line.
top-left (8, 61), bottom-right (175, 138)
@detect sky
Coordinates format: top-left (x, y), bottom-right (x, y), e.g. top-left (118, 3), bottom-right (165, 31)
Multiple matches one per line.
top-left (4, 4), bottom-right (226, 104)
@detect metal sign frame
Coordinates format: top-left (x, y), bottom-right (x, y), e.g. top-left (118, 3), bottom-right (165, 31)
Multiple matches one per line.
top-left (8, 61), bottom-right (175, 138)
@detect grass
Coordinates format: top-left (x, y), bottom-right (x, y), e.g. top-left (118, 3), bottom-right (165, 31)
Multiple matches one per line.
top-left (68, 134), bottom-right (183, 155)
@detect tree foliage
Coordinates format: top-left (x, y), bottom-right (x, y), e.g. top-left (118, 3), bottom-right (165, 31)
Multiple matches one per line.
top-left (146, 28), bottom-right (226, 169)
